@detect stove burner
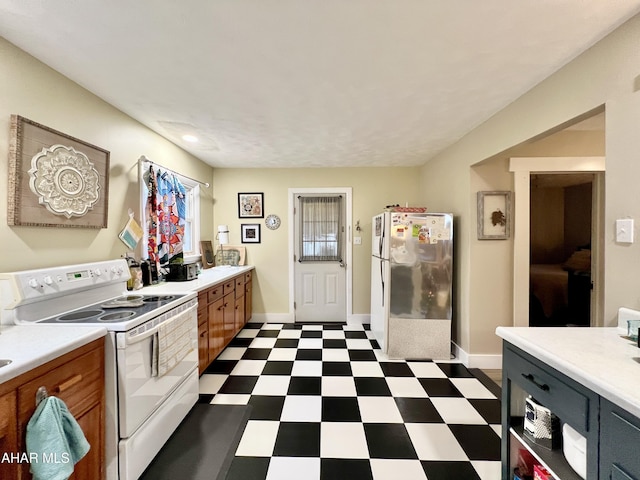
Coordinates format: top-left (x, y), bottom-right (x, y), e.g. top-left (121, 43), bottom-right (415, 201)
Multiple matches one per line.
top-left (100, 311), bottom-right (136, 322)
top-left (58, 309), bottom-right (104, 322)
top-left (101, 296), bottom-right (144, 308)
top-left (143, 295), bottom-right (175, 302)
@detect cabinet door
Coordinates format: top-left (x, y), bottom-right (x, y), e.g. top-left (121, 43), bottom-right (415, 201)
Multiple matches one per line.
top-left (600, 399), bottom-right (640, 480)
top-left (235, 295), bottom-right (245, 331)
top-left (245, 280), bottom-right (253, 323)
top-left (223, 292), bottom-right (236, 343)
top-left (0, 390), bottom-right (18, 480)
top-left (209, 296), bottom-right (225, 361)
top-left (69, 401), bottom-right (103, 480)
top-left (17, 340), bottom-right (105, 480)
top-left (198, 320), bottom-right (209, 374)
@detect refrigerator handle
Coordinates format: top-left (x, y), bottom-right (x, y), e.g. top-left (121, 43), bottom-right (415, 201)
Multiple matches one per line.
top-left (380, 260), bottom-right (384, 306)
top-left (379, 215), bottom-right (385, 257)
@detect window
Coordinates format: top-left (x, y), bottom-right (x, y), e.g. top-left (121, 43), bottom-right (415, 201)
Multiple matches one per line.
top-left (140, 163), bottom-right (201, 264)
top-left (298, 195), bottom-right (343, 262)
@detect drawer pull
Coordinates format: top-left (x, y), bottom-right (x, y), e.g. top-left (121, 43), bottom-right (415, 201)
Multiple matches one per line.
top-left (521, 373), bottom-right (549, 392)
top-left (55, 374), bottom-right (83, 394)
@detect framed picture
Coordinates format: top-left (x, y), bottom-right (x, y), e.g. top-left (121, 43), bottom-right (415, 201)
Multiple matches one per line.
top-left (477, 191), bottom-right (511, 240)
top-left (241, 224), bottom-right (261, 244)
top-left (238, 192), bottom-right (264, 218)
top-left (215, 245), bottom-right (246, 266)
top-left (200, 240), bottom-right (215, 269)
top-left (8, 115), bottom-right (110, 228)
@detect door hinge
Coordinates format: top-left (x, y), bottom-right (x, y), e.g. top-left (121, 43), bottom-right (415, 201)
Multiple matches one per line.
top-left (294, 302), bottom-right (296, 310)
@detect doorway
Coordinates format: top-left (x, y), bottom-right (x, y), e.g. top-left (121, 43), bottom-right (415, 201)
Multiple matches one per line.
top-left (510, 156), bottom-right (605, 327)
top-left (529, 173), bottom-right (594, 326)
top-left (288, 187), bottom-right (353, 323)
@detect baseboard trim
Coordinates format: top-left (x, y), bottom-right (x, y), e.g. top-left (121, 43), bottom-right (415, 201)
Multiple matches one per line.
top-left (248, 313), bottom-right (295, 324)
top-left (347, 314), bottom-right (370, 326)
top-left (452, 342), bottom-right (502, 369)
top-left (249, 313), bottom-right (371, 325)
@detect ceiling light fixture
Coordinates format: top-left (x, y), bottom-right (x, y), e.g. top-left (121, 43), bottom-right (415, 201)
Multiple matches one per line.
top-left (182, 134), bottom-right (198, 143)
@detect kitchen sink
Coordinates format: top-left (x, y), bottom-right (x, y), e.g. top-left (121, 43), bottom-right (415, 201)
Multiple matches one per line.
top-left (0, 359), bottom-right (12, 368)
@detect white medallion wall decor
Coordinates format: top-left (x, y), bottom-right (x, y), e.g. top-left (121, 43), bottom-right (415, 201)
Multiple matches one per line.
top-left (28, 144), bottom-right (101, 218)
top-left (8, 115), bottom-right (110, 228)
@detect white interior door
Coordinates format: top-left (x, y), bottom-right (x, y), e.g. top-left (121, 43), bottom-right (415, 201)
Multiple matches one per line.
top-left (292, 190), bottom-right (350, 322)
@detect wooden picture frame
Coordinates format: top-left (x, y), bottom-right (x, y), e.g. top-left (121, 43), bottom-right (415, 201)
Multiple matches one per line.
top-left (241, 223), bottom-right (261, 244)
top-left (200, 240), bottom-right (215, 268)
top-left (238, 192), bottom-right (264, 218)
top-left (477, 191), bottom-right (511, 240)
top-left (8, 115), bottom-right (110, 228)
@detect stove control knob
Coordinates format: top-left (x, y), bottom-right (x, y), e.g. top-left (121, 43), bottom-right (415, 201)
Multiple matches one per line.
top-left (94, 268), bottom-right (102, 276)
top-left (43, 275), bottom-right (53, 285)
top-left (111, 266), bottom-right (119, 275)
top-left (28, 278), bottom-right (39, 288)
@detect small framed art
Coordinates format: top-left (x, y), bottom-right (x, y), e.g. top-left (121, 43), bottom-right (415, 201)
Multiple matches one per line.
top-left (238, 192), bottom-right (264, 218)
top-left (200, 240), bottom-right (215, 268)
top-left (477, 191), bottom-right (511, 240)
top-left (241, 224), bottom-right (261, 244)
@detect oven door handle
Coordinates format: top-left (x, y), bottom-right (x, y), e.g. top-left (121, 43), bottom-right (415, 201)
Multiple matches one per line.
top-left (116, 304), bottom-right (198, 348)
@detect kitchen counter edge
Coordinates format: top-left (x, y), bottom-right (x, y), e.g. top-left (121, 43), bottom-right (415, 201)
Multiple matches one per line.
top-left (496, 326), bottom-right (640, 419)
top-left (0, 325), bottom-right (107, 384)
top-left (137, 265), bottom-right (254, 295)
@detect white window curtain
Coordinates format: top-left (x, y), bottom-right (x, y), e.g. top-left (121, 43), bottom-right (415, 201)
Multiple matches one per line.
top-left (298, 195), bottom-right (343, 262)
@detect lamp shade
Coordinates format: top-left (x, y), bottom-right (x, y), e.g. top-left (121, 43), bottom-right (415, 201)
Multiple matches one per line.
top-left (217, 225), bottom-right (229, 245)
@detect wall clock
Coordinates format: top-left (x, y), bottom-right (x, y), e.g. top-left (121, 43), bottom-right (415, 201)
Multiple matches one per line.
top-left (265, 214), bottom-right (281, 230)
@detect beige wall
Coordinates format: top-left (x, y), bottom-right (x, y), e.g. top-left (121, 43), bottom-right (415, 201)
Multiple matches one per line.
top-left (212, 167), bottom-right (423, 316)
top-left (0, 37), bottom-right (214, 271)
top-left (421, 12), bottom-right (639, 359)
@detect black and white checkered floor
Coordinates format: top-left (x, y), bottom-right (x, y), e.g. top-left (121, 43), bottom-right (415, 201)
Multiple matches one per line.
top-left (198, 322), bottom-right (501, 480)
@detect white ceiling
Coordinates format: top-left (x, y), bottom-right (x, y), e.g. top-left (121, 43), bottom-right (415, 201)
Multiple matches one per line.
top-left (0, 1), bottom-right (637, 168)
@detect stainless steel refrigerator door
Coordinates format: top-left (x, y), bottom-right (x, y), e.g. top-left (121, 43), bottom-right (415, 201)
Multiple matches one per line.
top-left (388, 213), bottom-right (452, 320)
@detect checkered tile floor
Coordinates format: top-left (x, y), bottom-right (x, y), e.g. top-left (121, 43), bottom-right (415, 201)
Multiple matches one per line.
top-left (198, 322), bottom-right (501, 480)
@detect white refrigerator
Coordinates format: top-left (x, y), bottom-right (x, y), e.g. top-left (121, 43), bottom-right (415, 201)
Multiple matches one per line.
top-left (370, 211), bottom-right (453, 359)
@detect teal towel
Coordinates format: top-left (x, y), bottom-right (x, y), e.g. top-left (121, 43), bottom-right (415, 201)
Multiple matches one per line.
top-left (26, 396), bottom-right (90, 480)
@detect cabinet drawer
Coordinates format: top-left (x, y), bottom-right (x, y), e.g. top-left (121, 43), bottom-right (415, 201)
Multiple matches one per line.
top-left (223, 280), bottom-right (235, 296)
top-left (207, 285), bottom-right (224, 303)
top-left (505, 345), bottom-right (592, 433)
top-left (18, 347), bottom-right (103, 421)
top-left (244, 271), bottom-right (252, 282)
top-left (197, 291), bottom-right (208, 306)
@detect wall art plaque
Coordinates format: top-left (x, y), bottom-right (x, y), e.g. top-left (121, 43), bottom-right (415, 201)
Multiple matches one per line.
top-left (8, 115), bottom-right (110, 228)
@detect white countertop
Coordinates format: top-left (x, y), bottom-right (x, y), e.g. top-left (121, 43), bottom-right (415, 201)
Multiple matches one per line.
top-left (0, 325), bottom-right (107, 384)
top-left (137, 265), bottom-right (254, 295)
top-left (496, 326), bottom-right (640, 418)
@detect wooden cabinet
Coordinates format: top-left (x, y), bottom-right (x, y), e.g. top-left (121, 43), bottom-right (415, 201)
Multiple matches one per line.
top-left (244, 271), bottom-right (253, 323)
top-left (0, 390), bottom-right (18, 480)
top-left (197, 269), bottom-right (254, 372)
top-left (0, 337), bottom-right (105, 480)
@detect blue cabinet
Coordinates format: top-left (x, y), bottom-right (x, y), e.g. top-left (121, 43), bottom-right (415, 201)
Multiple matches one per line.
top-left (600, 399), bottom-right (640, 480)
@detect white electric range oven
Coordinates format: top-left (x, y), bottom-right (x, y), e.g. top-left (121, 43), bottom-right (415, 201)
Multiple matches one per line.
top-left (0, 259), bottom-right (198, 480)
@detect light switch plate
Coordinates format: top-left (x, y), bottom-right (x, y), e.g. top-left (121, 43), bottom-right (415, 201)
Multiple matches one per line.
top-left (353, 236), bottom-right (362, 245)
top-left (616, 218), bottom-right (634, 243)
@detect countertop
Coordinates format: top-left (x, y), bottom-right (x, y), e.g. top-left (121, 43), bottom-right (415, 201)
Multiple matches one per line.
top-left (137, 265), bottom-right (254, 295)
top-left (496, 326), bottom-right (640, 418)
top-left (0, 325), bottom-right (107, 384)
